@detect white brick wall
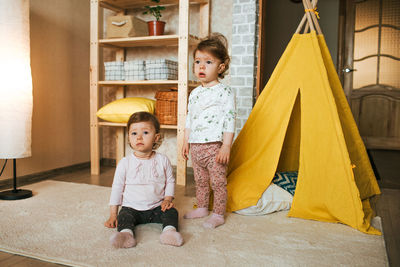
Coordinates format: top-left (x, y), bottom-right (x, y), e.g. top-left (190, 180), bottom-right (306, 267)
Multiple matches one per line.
top-left (231, 0), bottom-right (259, 137)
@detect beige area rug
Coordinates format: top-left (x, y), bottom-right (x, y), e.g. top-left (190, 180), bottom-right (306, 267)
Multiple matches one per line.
top-left (0, 181), bottom-right (388, 267)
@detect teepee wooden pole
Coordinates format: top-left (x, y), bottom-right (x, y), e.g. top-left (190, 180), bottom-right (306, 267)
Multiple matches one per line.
top-left (304, 0), bottom-right (322, 34)
top-left (295, 15), bottom-right (307, 34)
top-left (295, 0), bottom-right (318, 34)
top-left (302, 0), bottom-right (315, 32)
top-left (303, 22), bottom-right (310, 33)
top-left (304, 0), bottom-right (314, 34)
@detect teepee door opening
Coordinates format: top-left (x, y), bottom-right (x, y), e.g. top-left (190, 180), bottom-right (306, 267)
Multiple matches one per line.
top-left (339, 0), bottom-right (400, 150)
top-left (276, 93), bottom-right (300, 173)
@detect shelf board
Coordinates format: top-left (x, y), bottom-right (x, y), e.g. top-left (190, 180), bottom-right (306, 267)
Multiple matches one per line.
top-left (99, 122), bottom-right (126, 127)
top-left (100, 80), bottom-right (177, 85)
top-left (99, 121), bottom-right (177, 130)
top-left (100, 0), bottom-right (208, 10)
top-left (99, 80), bottom-right (200, 87)
top-left (160, 124), bottom-right (178, 130)
top-left (99, 35), bottom-right (199, 48)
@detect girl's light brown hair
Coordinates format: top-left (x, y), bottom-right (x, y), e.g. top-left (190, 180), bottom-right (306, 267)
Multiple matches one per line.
top-left (127, 112), bottom-right (162, 149)
top-left (193, 33), bottom-right (230, 79)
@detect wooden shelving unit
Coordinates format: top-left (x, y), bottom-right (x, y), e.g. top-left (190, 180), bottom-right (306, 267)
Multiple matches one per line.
top-left (90, 0), bottom-right (210, 185)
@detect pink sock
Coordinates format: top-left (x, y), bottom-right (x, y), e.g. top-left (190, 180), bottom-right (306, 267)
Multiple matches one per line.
top-left (110, 231), bottom-right (136, 248)
top-left (183, 207), bottom-right (209, 219)
top-left (160, 228), bottom-right (184, 247)
top-left (203, 213), bottom-right (225, 229)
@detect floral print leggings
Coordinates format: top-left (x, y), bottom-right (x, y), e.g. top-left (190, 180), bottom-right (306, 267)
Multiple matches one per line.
top-left (190, 142), bottom-right (227, 215)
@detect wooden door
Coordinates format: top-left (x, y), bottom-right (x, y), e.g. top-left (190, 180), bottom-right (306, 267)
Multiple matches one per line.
top-left (339, 0), bottom-right (400, 150)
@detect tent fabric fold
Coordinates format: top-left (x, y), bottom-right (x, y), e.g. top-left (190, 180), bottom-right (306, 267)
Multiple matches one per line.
top-left (226, 32), bottom-right (381, 235)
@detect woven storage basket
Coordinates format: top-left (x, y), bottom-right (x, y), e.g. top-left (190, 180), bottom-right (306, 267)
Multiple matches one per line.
top-left (155, 90), bottom-right (178, 125)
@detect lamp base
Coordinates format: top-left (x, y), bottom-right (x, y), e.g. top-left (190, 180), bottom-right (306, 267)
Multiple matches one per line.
top-left (0, 189), bottom-right (32, 200)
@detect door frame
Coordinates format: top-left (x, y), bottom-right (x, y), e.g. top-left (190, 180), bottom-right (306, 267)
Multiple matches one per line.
top-left (256, 0), bottom-right (267, 99)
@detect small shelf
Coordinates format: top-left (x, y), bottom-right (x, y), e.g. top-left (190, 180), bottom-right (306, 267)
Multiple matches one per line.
top-left (100, 0), bottom-right (208, 11)
top-left (99, 121), bottom-right (177, 130)
top-left (98, 121), bottom-right (126, 127)
top-left (99, 80), bottom-right (200, 87)
top-left (99, 35), bottom-right (199, 48)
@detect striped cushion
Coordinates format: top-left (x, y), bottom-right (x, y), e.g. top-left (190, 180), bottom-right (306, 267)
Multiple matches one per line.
top-left (272, 171), bottom-right (298, 195)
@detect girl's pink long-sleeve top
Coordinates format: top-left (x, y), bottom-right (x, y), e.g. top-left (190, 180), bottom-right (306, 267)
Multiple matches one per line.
top-left (109, 152), bottom-right (175, 211)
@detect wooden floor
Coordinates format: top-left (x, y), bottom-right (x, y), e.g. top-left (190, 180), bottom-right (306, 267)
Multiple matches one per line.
top-left (0, 150), bottom-right (399, 267)
top-left (370, 150), bottom-right (400, 267)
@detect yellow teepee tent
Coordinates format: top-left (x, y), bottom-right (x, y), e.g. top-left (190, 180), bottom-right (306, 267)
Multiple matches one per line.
top-left (226, 0), bottom-right (381, 235)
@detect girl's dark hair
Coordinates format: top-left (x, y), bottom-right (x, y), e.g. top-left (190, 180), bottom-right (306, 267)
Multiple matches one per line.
top-left (193, 33), bottom-right (230, 79)
top-left (127, 112), bottom-right (162, 149)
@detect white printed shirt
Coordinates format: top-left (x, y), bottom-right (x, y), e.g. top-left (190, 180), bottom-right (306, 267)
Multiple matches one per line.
top-left (109, 152), bottom-right (175, 211)
top-left (185, 83), bottom-right (236, 143)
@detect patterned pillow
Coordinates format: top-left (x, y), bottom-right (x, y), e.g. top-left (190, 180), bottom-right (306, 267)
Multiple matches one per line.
top-left (272, 171), bottom-right (298, 195)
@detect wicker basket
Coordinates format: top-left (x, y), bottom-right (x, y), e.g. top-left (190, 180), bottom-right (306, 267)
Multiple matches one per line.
top-left (155, 90), bottom-right (178, 125)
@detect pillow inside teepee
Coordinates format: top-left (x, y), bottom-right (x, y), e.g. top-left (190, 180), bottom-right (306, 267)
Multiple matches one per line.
top-left (272, 171), bottom-right (298, 195)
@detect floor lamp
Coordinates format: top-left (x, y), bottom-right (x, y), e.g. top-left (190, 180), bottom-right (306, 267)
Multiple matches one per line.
top-left (0, 160), bottom-right (32, 200)
top-left (0, 0), bottom-right (33, 200)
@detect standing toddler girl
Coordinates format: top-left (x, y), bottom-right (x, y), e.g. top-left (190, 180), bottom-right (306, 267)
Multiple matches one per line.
top-left (105, 112), bottom-right (183, 248)
top-left (182, 33), bottom-right (236, 228)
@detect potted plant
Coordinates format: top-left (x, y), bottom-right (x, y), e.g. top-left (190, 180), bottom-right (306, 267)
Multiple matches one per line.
top-left (143, 0), bottom-right (166, 36)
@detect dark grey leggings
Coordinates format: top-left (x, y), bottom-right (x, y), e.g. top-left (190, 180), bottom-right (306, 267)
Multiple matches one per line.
top-left (117, 206), bottom-right (179, 233)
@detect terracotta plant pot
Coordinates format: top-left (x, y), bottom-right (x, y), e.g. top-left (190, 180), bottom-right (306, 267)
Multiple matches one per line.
top-left (147, 21), bottom-right (166, 36)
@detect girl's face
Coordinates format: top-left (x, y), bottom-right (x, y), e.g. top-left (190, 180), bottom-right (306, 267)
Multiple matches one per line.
top-left (194, 50), bottom-right (225, 87)
top-left (128, 121), bottom-right (160, 156)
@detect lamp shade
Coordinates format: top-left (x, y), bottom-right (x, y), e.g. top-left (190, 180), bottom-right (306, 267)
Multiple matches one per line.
top-left (0, 0), bottom-right (33, 159)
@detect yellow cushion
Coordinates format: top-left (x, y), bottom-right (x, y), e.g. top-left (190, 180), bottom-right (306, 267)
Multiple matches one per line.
top-left (96, 97), bottom-right (155, 123)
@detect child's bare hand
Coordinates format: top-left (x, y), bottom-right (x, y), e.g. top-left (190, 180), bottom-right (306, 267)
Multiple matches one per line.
top-left (104, 215), bottom-right (118, 228)
top-left (161, 199), bottom-right (174, 211)
top-left (182, 142), bottom-right (190, 160)
top-left (216, 144), bottom-right (231, 165)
